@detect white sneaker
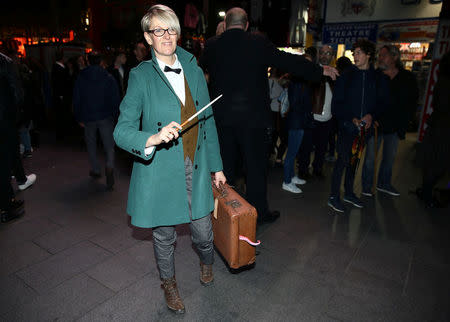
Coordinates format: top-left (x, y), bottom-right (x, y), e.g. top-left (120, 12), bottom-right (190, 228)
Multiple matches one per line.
top-left (18, 174), bottom-right (36, 191)
top-left (282, 182), bottom-right (302, 194)
top-left (291, 176), bottom-right (306, 185)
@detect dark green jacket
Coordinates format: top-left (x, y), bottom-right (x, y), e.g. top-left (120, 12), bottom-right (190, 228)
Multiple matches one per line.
top-left (113, 47), bottom-right (223, 228)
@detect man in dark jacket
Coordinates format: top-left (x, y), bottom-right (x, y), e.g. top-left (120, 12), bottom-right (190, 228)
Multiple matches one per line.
top-left (73, 53), bottom-right (120, 190)
top-left (298, 45), bottom-right (336, 179)
top-left (200, 7), bottom-right (338, 224)
top-left (0, 49), bottom-right (25, 222)
top-left (108, 52), bottom-right (128, 98)
top-left (328, 40), bottom-right (390, 212)
top-left (51, 49), bottom-right (71, 139)
top-left (420, 51), bottom-right (450, 207)
top-left (361, 45), bottom-right (418, 197)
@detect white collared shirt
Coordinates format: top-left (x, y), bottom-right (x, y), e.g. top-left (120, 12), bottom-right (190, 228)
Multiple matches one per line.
top-left (156, 54), bottom-right (185, 105)
top-left (314, 64), bottom-right (333, 122)
top-left (145, 54), bottom-right (185, 156)
top-left (313, 81), bottom-right (332, 122)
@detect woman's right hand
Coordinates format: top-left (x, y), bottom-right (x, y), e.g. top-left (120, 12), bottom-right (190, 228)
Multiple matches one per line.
top-left (146, 121), bottom-right (182, 147)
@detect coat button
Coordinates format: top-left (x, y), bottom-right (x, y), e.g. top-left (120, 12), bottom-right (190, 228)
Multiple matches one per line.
top-left (197, 145), bottom-right (200, 150)
top-left (195, 165), bottom-right (198, 169)
top-left (158, 128), bottom-right (161, 132)
top-left (157, 122), bottom-right (162, 126)
top-left (138, 151), bottom-right (141, 155)
top-left (196, 100), bottom-right (199, 106)
top-left (132, 149), bottom-right (135, 153)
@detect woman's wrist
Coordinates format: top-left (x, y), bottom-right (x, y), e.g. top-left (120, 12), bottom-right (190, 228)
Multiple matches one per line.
top-left (146, 134), bottom-right (158, 147)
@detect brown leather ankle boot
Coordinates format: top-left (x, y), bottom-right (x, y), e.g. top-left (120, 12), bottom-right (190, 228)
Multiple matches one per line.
top-left (200, 263), bottom-right (214, 286)
top-left (161, 277), bottom-right (185, 314)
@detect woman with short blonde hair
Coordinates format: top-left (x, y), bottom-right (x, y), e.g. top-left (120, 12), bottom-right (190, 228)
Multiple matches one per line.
top-left (114, 4), bottom-right (225, 315)
top-left (140, 4), bottom-right (181, 36)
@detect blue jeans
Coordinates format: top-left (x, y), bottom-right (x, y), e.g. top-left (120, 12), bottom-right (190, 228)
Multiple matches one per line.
top-left (283, 129), bottom-right (304, 183)
top-left (362, 132), bottom-right (399, 191)
top-left (18, 123), bottom-right (32, 153)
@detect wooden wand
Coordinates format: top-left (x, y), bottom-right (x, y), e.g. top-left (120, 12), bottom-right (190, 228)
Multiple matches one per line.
top-left (179, 94), bottom-right (223, 130)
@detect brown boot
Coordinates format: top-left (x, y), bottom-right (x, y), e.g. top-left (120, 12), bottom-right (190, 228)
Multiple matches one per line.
top-left (161, 277), bottom-right (185, 314)
top-left (200, 263), bottom-right (214, 286)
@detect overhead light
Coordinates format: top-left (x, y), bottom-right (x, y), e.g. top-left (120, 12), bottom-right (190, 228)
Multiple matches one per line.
top-left (218, 11), bottom-right (225, 17)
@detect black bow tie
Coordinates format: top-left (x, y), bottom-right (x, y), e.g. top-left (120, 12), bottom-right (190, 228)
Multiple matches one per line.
top-left (164, 66), bottom-right (181, 74)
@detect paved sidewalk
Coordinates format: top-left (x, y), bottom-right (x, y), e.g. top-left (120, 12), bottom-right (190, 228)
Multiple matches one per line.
top-left (0, 133), bottom-right (449, 321)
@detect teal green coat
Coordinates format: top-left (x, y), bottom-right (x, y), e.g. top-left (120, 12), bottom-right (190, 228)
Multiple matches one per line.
top-left (113, 47), bottom-right (223, 228)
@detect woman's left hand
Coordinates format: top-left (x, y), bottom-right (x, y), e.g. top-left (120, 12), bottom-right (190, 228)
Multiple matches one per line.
top-left (213, 171), bottom-right (226, 187)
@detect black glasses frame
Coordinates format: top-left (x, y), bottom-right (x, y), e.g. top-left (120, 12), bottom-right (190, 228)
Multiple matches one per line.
top-left (148, 28), bottom-right (177, 37)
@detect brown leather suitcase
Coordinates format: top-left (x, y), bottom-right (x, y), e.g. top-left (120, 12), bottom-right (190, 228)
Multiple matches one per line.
top-left (211, 182), bottom-right (259, 269)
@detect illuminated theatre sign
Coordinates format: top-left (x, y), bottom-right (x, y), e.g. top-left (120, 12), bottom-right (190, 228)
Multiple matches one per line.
top-left (322, 23), bottom-right (378, 45)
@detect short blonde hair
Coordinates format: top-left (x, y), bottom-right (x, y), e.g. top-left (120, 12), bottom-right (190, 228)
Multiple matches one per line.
top-left (141, 4), bottom-right (180, 36)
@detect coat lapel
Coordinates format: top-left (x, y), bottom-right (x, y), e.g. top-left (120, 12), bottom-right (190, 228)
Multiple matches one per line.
top-left (143, 47), bottom-right (199, 110)
top-left (176, 47), bottom-right (199, 110)
top-left (146, 51), bottom-right (178, 99)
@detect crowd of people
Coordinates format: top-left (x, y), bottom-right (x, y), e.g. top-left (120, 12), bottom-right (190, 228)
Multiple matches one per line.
top-left (1, 3), bottom-right (449, 315)
top-left (0, 35), bottom-right (157, 222)
top-left (268, 40), bottom-right (431, 213)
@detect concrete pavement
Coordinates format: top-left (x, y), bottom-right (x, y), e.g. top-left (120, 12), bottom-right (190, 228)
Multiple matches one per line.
top-left (0, 133), bottom-right (449, 321)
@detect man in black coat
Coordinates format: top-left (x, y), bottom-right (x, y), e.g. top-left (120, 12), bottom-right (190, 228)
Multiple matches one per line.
top-left (200, 7), bottom-right (338, 224)
top-left (0, 49), bottom-right (24, 222)
top-left (51, 49), bottom-right (71, 139)
top-left (361, 45), bottom-right (418, 197)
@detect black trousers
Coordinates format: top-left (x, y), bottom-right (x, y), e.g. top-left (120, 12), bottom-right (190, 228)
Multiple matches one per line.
top-left (330, 130), bottom-right (357, 197)
top-left (421, 128), bottom-right (450, 204)
top-left (13, 137), bottom-right (27, 184)
top-left (298, 119), bottom-right (333, 175)
top-left (327, 117), bottom-right (338, 156)
top-left (0, 129), bottom-right (17, 209)
top-left (216, 126), bottom-right (270, 219)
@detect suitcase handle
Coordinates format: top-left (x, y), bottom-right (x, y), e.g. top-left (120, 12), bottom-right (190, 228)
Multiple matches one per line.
top-left (212, 180), bottom-right (228, 198)
top-left (239, 235), bottom-right (261, 246)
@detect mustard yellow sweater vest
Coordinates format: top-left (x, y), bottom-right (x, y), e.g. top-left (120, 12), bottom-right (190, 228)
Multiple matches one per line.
top-left (180, 77), bottom-right (198, 161)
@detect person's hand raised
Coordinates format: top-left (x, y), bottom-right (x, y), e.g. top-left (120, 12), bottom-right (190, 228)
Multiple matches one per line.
top-left (322, 65), bottom-right (339, 80)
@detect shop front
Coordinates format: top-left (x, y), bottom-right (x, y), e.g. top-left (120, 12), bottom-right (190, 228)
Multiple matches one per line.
top-left (322, 0), bottom-right (442, 60)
